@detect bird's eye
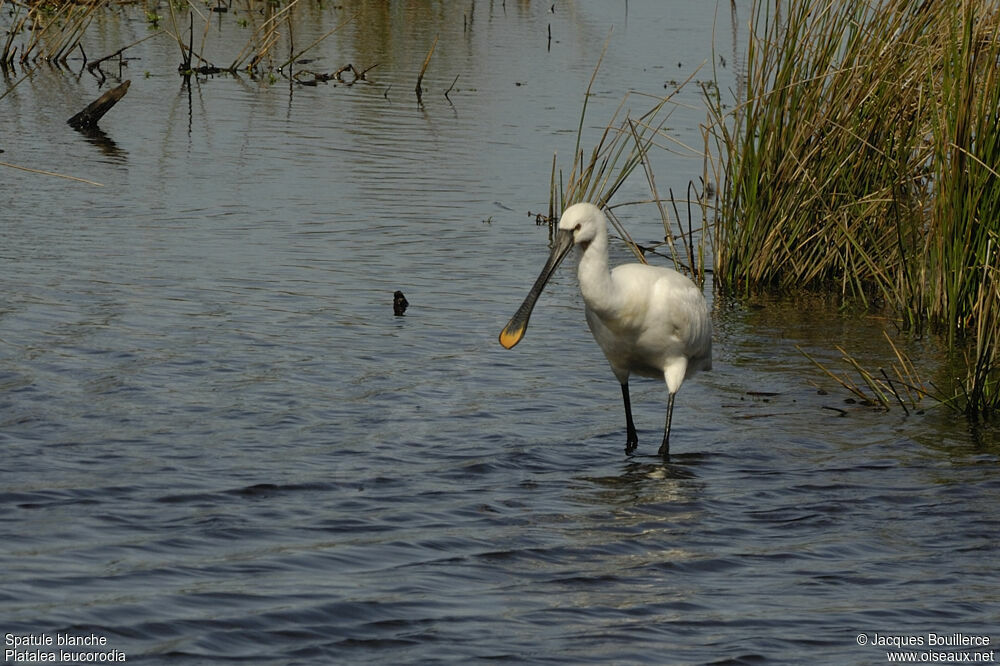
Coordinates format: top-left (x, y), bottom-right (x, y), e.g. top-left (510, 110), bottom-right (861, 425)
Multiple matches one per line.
top-left (574, 223), bottom-right (582, 232)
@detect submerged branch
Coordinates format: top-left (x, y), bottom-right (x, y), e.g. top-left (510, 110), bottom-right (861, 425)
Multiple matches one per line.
top-left (67, 79), bottom-right (131, 130)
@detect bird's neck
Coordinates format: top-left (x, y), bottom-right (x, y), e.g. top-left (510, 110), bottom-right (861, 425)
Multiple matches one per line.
top-left (575, 235), bottom-right (618, 315)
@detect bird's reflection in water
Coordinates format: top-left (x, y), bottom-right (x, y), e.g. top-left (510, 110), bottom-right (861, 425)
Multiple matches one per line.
top-left (578, 455), bottom-right (706, 508)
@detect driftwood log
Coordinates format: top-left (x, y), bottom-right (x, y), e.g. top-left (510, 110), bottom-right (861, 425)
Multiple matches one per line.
top-left (67, 80), bottom-right (130, 130)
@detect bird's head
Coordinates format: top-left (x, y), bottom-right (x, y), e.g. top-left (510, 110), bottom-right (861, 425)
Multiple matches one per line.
top-left (558, 202), bottom-right (606, 251)
top-left (497, 202), bottom-right (608, 349)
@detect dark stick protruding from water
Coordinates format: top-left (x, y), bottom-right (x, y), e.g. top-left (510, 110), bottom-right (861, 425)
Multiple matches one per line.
top-left (444, 74), bottom-right (459, 99)
top-left (67, 80), bottom-right (131, 130)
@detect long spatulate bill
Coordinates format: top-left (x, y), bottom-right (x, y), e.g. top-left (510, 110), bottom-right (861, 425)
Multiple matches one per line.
top-left (498, 229), bottom-right (574, 349)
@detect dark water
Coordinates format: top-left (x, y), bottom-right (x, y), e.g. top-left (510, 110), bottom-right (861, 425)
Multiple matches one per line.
top-left (3, 2), bottom-right (999, 664)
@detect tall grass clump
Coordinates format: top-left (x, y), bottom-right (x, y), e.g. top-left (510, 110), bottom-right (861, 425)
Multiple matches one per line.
top-left (1, 0), bottom-right (110, 67)
top-left (928, 2), bottom-right (1000, 417)
top-left (707, 1), bottom-right (936, 303)
top-left (707, 0), bottom-right (1000, 418)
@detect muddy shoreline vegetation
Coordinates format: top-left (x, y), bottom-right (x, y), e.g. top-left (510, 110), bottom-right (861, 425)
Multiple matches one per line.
top-left (3, 0), bottom-right (999, 422)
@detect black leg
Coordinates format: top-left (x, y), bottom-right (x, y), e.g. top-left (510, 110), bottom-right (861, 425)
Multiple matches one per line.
top-left (657, 392), bottom-right (676, 458)
top-left (621, 382), bottom-right (638, 454)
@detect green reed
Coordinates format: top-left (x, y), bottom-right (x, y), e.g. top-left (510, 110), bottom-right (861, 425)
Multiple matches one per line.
top-left (705, 0), bottom-right (1000, 418)
top-left (925, 2), bottom-right (1000, 418)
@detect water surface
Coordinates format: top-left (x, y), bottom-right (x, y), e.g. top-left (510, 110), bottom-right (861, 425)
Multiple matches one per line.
top-left (2, 2), bottom-right (999, 664)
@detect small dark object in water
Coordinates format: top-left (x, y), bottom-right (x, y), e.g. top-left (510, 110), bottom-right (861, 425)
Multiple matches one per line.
top-left (183, 65), bottom-right (222, 76)
top-left (393, 291), bottom-right (409, 316)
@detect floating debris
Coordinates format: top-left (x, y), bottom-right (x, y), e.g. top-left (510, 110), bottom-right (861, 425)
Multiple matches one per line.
top-left (393, 291), bottom-right (409, 316)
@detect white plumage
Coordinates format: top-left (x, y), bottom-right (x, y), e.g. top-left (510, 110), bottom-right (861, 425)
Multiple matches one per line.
top-left (500, 203), bottom-right (712, 456)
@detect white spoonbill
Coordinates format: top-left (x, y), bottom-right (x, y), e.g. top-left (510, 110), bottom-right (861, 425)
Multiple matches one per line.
top-left (499, 202), bottom-right (712, 456)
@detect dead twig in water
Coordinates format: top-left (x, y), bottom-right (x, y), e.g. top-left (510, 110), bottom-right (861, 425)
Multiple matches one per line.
top-left (0, 160), bottom-right (104, 186)
top-left (355, 62), bottom-right (379, 80)
top-left (276, 12), bottom-right (355, 71)
top-left (294, 62), bottom-right (378, 86)
top-left (444, 74), bottom-right (459, 99)
top-left (87, 32), bottom-right (163, 74)
top-left (163, 25), bottom-right (216, 73)
top-left (68, 79), bottom-right (131, 130)
top-left (415, 33), bottom-right (438, 102)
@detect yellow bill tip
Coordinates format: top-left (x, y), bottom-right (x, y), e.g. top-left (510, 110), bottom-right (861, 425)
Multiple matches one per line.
top-left (499, 326), bottom-right (525, 349)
